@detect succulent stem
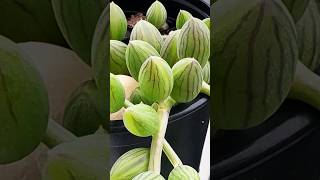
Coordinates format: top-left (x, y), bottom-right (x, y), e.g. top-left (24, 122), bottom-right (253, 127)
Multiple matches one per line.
top-left (42, 119), bottom-right (77, 148)
top-left (201, 81), bottom-right (210, 96)
top-left (149, 97), bottom-right (176, 174)
top-left (124, 99), bottom-right (134, 108)
top-left (163, 140), bottom-right (183, 168)
top-left (289, 61), bottom-right (320, 110)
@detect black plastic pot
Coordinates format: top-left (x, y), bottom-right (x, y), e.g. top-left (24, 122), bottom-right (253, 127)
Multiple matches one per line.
top-left (212, 70), bottom-right (320, 179)
top-left (110, 0), bottom-right (210, 178)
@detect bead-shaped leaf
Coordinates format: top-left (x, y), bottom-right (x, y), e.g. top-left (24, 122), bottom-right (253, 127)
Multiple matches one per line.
top-left (171, 58), bottom-right (203, 103)
top-left (139, 56), bottom-right (173, 103)
top-left (130, 20), bottom-right (163, 52)
top-left (125, 40), bottom-right (160, 80)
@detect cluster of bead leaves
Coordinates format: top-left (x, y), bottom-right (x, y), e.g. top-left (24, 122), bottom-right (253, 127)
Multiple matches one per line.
top-left (110, 1), bottom-right (210, 180)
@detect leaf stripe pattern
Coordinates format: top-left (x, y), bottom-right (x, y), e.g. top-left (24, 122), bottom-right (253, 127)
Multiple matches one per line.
top-left (160, 30), bottom-right (180, 67)
top-left (168, 165), bottom-right (200, 180)
top-left (146, 1), bottom-right (167, 28)
top-left (110, 40), bottom-right (129, 75)
top-left (171, 58), bottom-right (203, 103)
top-left (125, 40), bottom-right (160, 80)
top-left (110, 148), bottom-right (149, 180)
top-left (176, 10), bottom-right (193, 29)
top-left (139, 56), bottom-right (173, 103)
top-left (130, 20), bottom-right (163, 52)
top-left (177, 18), bottom-right (210, 67)
top-left (296, 0), bottom-right (320, 71)
top-left (212, 0), bottom-right (298, 129)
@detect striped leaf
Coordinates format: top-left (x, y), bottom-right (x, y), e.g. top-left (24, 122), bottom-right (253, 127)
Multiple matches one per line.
top-left (160, 30), bottom-right (180, 67)
top-left (296, 0), bottom-right (320, 71)
top-left (168, 165), bottom-right (200, 180)
top-left (123, 104), bottom-right (159, 137)
top-left (203, 61), bottom-right (210, 84)
top-left (176, 10), bottom-right (193, 29)
top-left (110, 73), bottom-right (125, 113)
top-left (52, 0), bottom-right (105, 65)
top-left (0, 36), bottom-right (49, 164)
top-left (139, 56), bottom-right (173, 103)
top-left (63, 80), bottom-right (107, 136)
top-left (146, 0), bottom-right (167, 29)
top-left (130, 20), bottom-right (163, 52)
top-left (126, 40), bottom-right (160, 80)
top-left (282, 0), bottom-right (310, 22)
top-left (110, 40), bottom-right (129, 75)
top-left (212, 0), bottom-right (298, 129)
top-left (133, 171), bottom-right (165, 180)
top-left (171, 58), bottom-right (203, 103)
top-left (177, 18), bottom-right (210, 67)
top-left (110, 2), bottom-right (127, 41)
top-left (111, 148), bottom-right (149, 180)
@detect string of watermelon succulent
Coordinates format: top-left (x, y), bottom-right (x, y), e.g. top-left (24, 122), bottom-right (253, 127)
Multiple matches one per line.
top-left (110, 1), bottom-right (210, 179)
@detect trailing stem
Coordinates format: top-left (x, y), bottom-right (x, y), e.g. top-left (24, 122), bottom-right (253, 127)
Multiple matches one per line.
top-left (289, 61), bottom-right (320, 110)
top-left (149, 97), bottom-right (176, 174)
top-left (163, 139), bottom-right (183, 168)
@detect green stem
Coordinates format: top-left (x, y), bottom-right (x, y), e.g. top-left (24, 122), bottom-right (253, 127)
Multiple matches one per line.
top-left (148, 97), bottom-right (176, 174)
top-left (201, 81), bottom-right (210, 96)
top-left (289, 61), bottom-right (320, 110)
top-left (124, 99), bottom-right (134, 108)
top-left (42, 119), bottom-right (77, 148)
top-left (163, 139), bottom-right (183, 168)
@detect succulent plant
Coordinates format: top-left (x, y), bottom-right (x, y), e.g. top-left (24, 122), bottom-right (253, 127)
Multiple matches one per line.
top-left (171, 58), bottom-right (203, 103)
top-left (111, 148), bottom-right (149, 180)
top-left (126, 40), bottom-right (160, 80)
top-left (139, 56), bottom-right (174, 103)
top-left (296, 0), bottom-right (320, 71)
top-left (212, 0), bottom-right (298, 129)
top-left (168, 165), bottom-right (200, 180)
top-left (110, 1), bottom-right (127, 40)
top-left (203, 61), bottom-right (210, 84)
top-left (146, 0), bottom-right (167, 28)
top-left (132, 171), bottom-right (165, 180)
top-left (177, 18), bottom-right (210, 67)
top-left (176, 10), bottom-right (193, 29)
top-left (130, 20), bottom-right (163, 52)
top-left (52, 0), bottom-right (105, 65)
top-left (108, 2), bottom-right (209, 178)
top-left (63, 80), bottom-right (106, 137)
top-left (110, 40), bottom-right (129, 75)
top-left (123, 104), bottom-right (160, 137)
top-left (203, 18), bottom-right (210, 29)
top-left (0, 36), bottom-right (49, 164)
top-left (110, 73), bottom-right (125, 113)
top-left (160, 30), bottom-right (180, 67)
